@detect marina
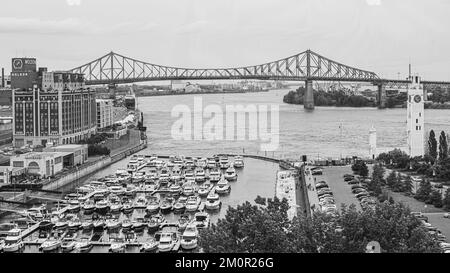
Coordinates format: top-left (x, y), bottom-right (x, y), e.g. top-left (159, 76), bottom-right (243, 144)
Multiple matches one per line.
top-left (0, 154), bottom-right (281, 253)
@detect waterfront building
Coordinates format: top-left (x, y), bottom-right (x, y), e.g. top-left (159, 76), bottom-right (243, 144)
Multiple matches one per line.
top-left (406, 75), bottom-right (425, 157)
top-left (8, 144), bottom-right (88, 179)
top-left (369, 125), bottom-right (377, 160)
top-left (11, 58), bottom-right (97, 147)
top-left (44, 144), bottom-right (88, 165)
top-left (96, 99), bottom-right (114, 129)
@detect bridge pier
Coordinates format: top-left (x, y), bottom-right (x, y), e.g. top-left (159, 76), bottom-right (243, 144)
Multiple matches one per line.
top-left (377, 83), bottom-right (386, 109)
top-left (304, 80), bottom-right (314, 110)
top-left (108, 83), bottom-right (116, 99)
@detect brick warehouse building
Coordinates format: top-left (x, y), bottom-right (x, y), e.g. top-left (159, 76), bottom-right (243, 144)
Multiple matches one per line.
top-left (11, 58), bottom-right (97, 147)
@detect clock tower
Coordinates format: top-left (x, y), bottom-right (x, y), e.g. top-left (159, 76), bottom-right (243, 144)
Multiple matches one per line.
top-left (406, 75), bottom-right (424, 157)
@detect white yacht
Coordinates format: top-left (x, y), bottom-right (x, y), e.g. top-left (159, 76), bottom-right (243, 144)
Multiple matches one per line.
top-left (109, 237), bottom-right (126, 253)
top-left (185, 196), bottom-right (201, 212)
top-left (157, 232), bottom-right (178, 253)
top-left (209, 168), bottom-right (221, 183)
top-left (193, 211), bottom-right (210, 230)
top-left (219, 157), bottom-right (230, 169)
top-left (180, 224), bottom-right (199, 250)
top-left (195, 168), bottom-right (206, 183)
top-left (40, 237), bottom-right (61, 252)
top-left (215, 177), bottom-right (231, 194)
top-left (205, 192), bottom-right (221, 210)
top-left (2, 235), bottom-right (24, 253)
top-left (198, 183), bottom-right (212, 197)
top-left (233, 156), bottom-right (245, 168)
top-left (206, 158), bottom-right (217, 169)
top-left (224, 167), bottom-right (238, 181)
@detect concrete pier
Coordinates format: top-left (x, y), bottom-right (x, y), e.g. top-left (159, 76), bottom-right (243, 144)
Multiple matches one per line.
top-left (377, 84), bottom-right (386, 109)
top-left (304, 80), bottom-right (314, 110)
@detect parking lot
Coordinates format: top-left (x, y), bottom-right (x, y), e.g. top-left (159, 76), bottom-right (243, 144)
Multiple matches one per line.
top-left (313, 165), bottom-right (361, 211)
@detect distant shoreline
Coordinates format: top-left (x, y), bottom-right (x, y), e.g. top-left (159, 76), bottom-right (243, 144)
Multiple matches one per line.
top-left (135, 89), bottom-right (270, 97)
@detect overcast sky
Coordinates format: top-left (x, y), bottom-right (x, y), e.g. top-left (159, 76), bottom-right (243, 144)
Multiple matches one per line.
top-left (0, 0), bottom-right (449, 81)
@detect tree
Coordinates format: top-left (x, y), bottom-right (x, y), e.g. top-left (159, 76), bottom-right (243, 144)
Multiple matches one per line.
top-left (428, 130), bottom-right (438, 162)
top-left (351, 161), bottom-right (369, 177)
top-left (430, 190), bottom-right (443, 208)
top-left (200, 198), bottom-right (440, 253)
top-left (439, 131), bottom-right (448, 161)
top-left (386, 171), bottom-right (397, 189)
top-left (415, 179), bottom-right (432, 202)
top-left (402, 175), bottom-right (413, 194)
top-left (372, 163), bottom-right (385, 185)
top-left (367, 176), bottom-right (382, 196)
top-left (443, 188), bottom-right (450, 211)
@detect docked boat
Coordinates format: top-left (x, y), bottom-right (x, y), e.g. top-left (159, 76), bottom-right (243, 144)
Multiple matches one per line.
top-left (140, 238), bottom-right (159, 252)
top-left (122, 200), bottom-right (134, 214)
top-left (160, 197), bottom-right (174, 214)
top-left (198, 182), bottom-right (212, 197)
top-left (219, 157), bottom-right (230, 169)
top-left (133, 196), bottom-right (148, 209)
top-left (81, 220), bottom-right (94, 231)
top-left (171, 167), bottom-right (183, 182)
top-left (169, 183), bottom-right (182, 195)
top-left (82, 200), bottom-right (95, 214)
top-left (67, 199), bottom-right (81, 213)
top-left (110, 201), bottom-right (123, 214)
top-left (207, 158), bottom-right (217, 169)
top-left (76, 238), bottom-right (93, 253)
top-left (159, 168), bottom-right (170, 183)
top-left (196, 158), bottom-right (207, 169)
top-left (2, 236), bottom-right (24, 253)
top-left (121, 219), bottom-right (133, 231)
top-left (132, 218), bottom-right (146, 232)
top-left (195, 168), bottom-right (206, 183)
top-left (54, 219), bottom-right (68, 230)
top-left (173, 196), bottom-right (188, 214)
top-left (106, 219), bottom-right (122, 230)
top-left (157, 232), bottom-right (178, 253)
top-left (233, 156), bottom-right (245, 168)
top-left (38, 220), bottom-right (54, 231)
top-left (0, 223), bottom-right (19, 237)
top-left (93, 219), bottom-right (106, 231)
top-left (147, 214), bottom-right (167, 233)
top-left (95, 200), bottom-right (110, 214)
top-left (109, 185), bottom-right (126, 196)
top-left (185, 196), bottom-right (201, 212)
top-left (215, 177), bottom-right (231, 194)
top-left (205, 192), bottom-right (222, 210)
top-left (224, 167), bottom-right (238, 181)
top-left (68, 218), bottom-right (82, 231)
top-left (181, 224), bottom-right (199, 250)
top-left (182, 183), bottom-right (195, 196)
top-left (131, 171), bottom-right (145, 183)
top-left (193, 211), bottom-right (210, 230)
top-left (146, 196), bottom-right (160, 214)
top-left (40, 237), bottom-right (61, 252)
top-left (109, 237), bottom-right (126, 253)
top-left (209, 168), bottom-right (221, 183)
top-left (177, 214), bottom-right (191, 232)
top-left (61, 233), bottom-right (77, 252)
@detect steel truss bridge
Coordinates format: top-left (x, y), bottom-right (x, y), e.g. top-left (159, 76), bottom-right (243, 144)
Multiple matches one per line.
top-left (69, 50), bottom-right (450, 109)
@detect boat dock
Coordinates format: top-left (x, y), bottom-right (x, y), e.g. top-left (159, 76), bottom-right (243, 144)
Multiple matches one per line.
top-left (19, 222), bottom-right (40, 240)
top-left (275, 170), bottom-right (298, 220)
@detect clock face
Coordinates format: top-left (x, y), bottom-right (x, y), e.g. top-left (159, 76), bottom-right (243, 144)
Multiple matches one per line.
top-left (13, 59), bottom-right (23, 70)
top-left (414, 95), bottom-right (422, 103)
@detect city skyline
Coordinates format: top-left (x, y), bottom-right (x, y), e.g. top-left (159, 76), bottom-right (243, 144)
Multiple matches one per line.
top-left (0, 0), bottom-right (449, 81)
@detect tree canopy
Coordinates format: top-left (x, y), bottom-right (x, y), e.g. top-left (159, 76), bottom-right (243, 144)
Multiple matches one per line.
top-left (199, 197), bottom-right (440, 253)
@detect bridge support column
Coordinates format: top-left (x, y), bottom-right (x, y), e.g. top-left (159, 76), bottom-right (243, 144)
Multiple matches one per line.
top-left (304, 80), bottom-right (314, 110)
top-left (377, 83), bottom-right (386, 109)
top-left (108, 83), bottom-right (116, 99)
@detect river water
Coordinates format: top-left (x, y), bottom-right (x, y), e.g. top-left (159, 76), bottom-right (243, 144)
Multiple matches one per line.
top-left (139, 89), bottom-right (450, 159)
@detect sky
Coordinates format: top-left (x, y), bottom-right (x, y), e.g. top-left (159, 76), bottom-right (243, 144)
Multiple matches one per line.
top-left (0, 0), bottom-right (449, 81)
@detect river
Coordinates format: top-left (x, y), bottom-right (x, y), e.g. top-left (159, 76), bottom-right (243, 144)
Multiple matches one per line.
top-left (139, 89), bottom-right (450, 159)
